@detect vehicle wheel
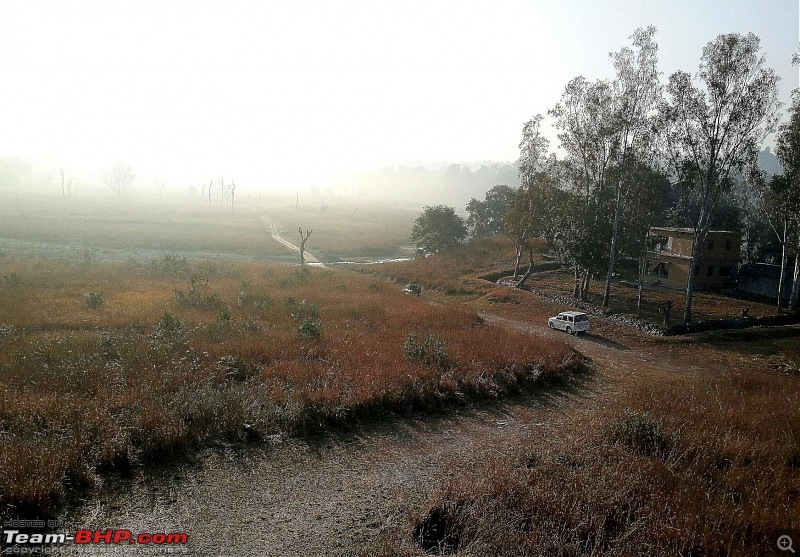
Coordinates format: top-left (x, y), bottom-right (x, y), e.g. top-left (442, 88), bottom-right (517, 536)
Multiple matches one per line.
top-left (549, 321), bottom-right (555, 329)
top-left (566, 326), bottom-right (573, 335)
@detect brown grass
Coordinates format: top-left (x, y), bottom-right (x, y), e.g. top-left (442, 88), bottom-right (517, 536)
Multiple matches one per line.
top-left (362, 236), bottom-right (522, 299)
top-left (0, 259), bottom-right (582, 518)
top-left (379, 351), bottom-right (800, 556)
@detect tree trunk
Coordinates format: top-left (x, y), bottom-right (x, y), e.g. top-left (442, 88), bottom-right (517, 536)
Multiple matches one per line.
top-left (637, 253), bottom-right (645, 319)
top-left (777, 222), bottom-right (788, 312)
top-left (513, 242), bottom-right (523, 279)
top-left (580, 270), bottom-right (590, 301)
top-left (515, 245), bottom-right (535, 289)
top-left (573, 265), bottom-right (581, 298)
top-left (602, 193), bottom-right (622, 307)
top-left (790, 241), bottom-right (800, 311)
top-left (683, 232), bottom-right (701, 323)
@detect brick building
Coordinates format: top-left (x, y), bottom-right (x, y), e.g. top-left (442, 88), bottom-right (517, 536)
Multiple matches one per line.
top-left (649, 227), bottom-right (741, 290)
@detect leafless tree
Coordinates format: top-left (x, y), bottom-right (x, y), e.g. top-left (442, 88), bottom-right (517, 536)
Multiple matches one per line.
top-left (155, 180), bottom-right (166, 195)
top-left (100, 163), bottom-right (135, 196)
top-left (60, 169), bottom-right (74, 200)
top-left (298, 227), bottom-right (313, 266)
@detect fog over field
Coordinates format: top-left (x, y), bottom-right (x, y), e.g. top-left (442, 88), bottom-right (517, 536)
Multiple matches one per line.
top-left (0, 0), bottom-right (797, 208)
top-left (2, 3), bottom-right (800, 556)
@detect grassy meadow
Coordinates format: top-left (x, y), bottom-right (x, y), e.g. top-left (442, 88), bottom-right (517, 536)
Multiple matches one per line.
top-left (0, 257), bottom-right (583, 518)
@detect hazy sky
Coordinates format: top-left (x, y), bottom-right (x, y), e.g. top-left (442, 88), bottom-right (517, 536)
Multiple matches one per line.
top-left (0, 0), bottom-right (797, 189)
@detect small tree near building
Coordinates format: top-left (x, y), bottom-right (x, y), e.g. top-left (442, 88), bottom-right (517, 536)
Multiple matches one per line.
top-left (410, 205), bottom-right (467, 254)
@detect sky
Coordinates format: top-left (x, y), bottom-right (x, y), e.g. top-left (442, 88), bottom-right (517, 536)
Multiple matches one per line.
top-left (0, 0), bottom-right (797, 190)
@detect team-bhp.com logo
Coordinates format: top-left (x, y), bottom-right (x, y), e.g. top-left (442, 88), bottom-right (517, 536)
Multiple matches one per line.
top-left (2, 520), bottom-right (188, 554)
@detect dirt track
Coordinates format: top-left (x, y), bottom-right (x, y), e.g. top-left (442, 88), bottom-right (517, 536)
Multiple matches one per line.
top-left (53, 302), bottom-right (711, 557)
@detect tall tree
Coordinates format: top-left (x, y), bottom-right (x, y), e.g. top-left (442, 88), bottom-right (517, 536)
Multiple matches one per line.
top-left (747, 170), bottom-right (798, 310)
top-left (507, 114), bottom-right (551, 281)
top-left (600, 26), bottom-right (662, 307)
top-left (466, 184), bottom-right (516, 237)
top-left (775, 58), bottom-right (800, 310)
top-left (659, 32), bottom-right (780, 322)
top-left (550, 78), bottom-right (616, 299)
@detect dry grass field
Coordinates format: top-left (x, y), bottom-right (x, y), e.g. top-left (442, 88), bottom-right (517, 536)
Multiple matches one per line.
top-left (0, 258), bottom-right (583, 518)
top-left (1, 200), bottom-right (797, 555)
top-left (362, 299), bottom-right (800, 556)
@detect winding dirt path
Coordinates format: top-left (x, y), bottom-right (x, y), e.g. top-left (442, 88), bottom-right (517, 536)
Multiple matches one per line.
top-left (257, 214), bottom-right (324, 266)
top-left (55, 308), bottom-right (702, 557)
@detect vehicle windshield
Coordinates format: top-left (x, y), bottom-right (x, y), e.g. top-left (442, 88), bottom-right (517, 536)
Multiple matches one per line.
top-left (574, 315), bottom-right (588, 322)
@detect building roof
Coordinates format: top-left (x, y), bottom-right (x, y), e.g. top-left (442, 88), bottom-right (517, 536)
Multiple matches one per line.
top-left (649, 227), bottom-right (740, 237)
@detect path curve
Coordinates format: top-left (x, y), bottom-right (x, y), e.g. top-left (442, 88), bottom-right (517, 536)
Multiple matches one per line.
top-left (257, 214), bottom-right (324, 266)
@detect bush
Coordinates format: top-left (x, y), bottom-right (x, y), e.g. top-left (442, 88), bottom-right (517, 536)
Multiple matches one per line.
top-left (149, 253), bottom-right (189, 275)
top-left (404, 332), bottom-right (454, 370)
top-left (173, 274), bottom-right (225, 310)
top-left (298, 318), bottom-right (323, 339)
top-left (237, 291), bottom-right (274, 312)
top-left (286, 297), bottom-right (319, 321)
top-left (84, 291), bottom-right (105, 309)
top-left (609, 409), bottom-right (670, 457)
top-left (151, 310), bottom-right (186, 346)
top-left (208, 310), bottom-right (235, 342)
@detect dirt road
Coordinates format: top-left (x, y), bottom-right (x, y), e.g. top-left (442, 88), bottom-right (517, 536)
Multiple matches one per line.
top-left (257, 214), bottom-right (324, 266)
top-left (54, 306), bottom-right (705, 557)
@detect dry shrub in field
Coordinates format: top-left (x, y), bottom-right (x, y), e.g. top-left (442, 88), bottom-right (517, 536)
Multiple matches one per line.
top-left (400, 370), bottom-right (800, 556)
top-left (0, 260), bottom-right (583, 518)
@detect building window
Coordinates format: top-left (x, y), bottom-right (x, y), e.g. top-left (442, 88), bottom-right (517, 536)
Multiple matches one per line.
top-left (719, 266), bottom-right (732, 277)
top-left (725, 240), bottom-right (732, 250)
top-left (707, 265), bottom-right (715, 277)
top-left (707, 240), bottom-right (715, 251)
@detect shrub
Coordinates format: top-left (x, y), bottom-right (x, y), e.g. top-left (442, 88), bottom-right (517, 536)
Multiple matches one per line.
top-left (208, 310), bottom-right (235, 342)
top-left (149, 253), bottom-right (189, 275)
top-left (151, 310), bottom-right (186, 346)
top-left (404, 332), bottom-right (454, 370)
top-left (286, 297), bottom-right (319, 321)
top-left (609, 409), bottom-right (670, 457)
top-left (241, 317), bottom-right (263, 335)
top-left (4, 272), bottom-right (21, 287)
top-left (83, 291), bottom-right (105, 309)
top-left (237, 291), bottom-right (273, 312)
top-left (298, 318), bottom-right (323, 339)
top-left (173, 274), bottom-right (225, 310)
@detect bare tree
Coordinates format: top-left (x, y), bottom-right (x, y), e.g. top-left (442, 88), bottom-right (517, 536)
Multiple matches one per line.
top-left (298, 227), bottom-right (313, 266)
top-left (155, 180), bottom-right (166, 196)
top-left (228, 181), bottom-right (236, 209)
top-left (100, 163), bottom-right (135, 196)
top-left (60, 169), bottom-right (74, 200)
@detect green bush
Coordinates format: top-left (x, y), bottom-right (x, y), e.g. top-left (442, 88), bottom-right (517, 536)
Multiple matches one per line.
top-left (404, 331), bottom-right (454, 370)
top-left (84, 291), bottom-right (105, 309)
top-left (298, 318), bottom-right (323, 339)
top-left (610, 409), bottom-right (670, 457)
top-left (151, 310), bottom-right (186, 347)
top-left (286, 297), bottom-right (319, 321)
top-left (173, 274), bottom-right (224, 310)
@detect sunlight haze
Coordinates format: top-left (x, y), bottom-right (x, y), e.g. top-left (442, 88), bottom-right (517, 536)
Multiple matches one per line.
top-left (0, 0), bottom-right (797, 193)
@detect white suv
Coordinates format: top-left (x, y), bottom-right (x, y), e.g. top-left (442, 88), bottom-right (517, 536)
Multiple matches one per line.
top-left (548, 311), bottom-right (589, 335)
